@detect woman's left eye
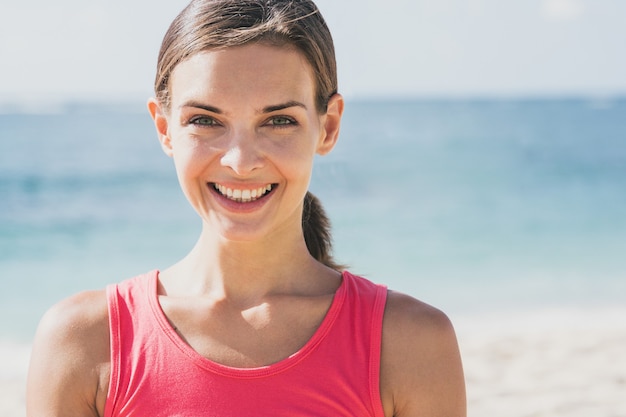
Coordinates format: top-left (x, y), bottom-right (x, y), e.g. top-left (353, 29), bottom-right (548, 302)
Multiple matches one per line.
top-left (267, 116), bottom-right (297, 127)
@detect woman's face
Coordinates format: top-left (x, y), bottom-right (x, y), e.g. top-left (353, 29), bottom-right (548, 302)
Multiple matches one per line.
top-left (149, 43), bottom-right (343, 243)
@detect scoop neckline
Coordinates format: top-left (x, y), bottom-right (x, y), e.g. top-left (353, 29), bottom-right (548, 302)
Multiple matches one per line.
top-left (146, 270), bottom-right (348, 378)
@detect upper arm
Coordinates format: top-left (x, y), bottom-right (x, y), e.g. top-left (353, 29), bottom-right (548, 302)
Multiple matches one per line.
top-left (380, 291), bottom-right (466, 417)
top-left (27, 290), bottom-right (110, 417)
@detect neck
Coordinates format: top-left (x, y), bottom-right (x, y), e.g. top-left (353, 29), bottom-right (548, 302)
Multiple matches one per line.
top-left (159, 222), bottom-right (340, 303)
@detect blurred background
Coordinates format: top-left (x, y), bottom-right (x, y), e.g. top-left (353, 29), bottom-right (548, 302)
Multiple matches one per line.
top-left (1, 0), bottom-right (625, 342)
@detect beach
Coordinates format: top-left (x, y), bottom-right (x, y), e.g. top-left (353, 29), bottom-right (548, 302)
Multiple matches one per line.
top-left (457, 307), bottom-right (626, 417)
top-left (1, 99), bottom-right (625, 415)
top-left (0, 341), bottom-right (29, 417)
top-left (3, 307), bottom-right (625, 416)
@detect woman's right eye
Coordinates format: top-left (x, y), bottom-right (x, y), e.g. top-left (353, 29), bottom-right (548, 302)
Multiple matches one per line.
top-left (189, 116), bottom-right (219, 127)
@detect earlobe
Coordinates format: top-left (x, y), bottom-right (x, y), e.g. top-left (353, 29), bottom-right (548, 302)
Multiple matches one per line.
top-left (317, 94), bottom-right (344, 155)
top-left (147, 98), bottom-right (173, 157)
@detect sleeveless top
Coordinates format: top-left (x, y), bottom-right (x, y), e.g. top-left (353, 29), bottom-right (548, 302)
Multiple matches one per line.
top-left (104, 270), bottom-right (388, 417)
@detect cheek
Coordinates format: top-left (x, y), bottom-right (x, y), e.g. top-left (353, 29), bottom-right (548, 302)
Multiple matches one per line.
top-left (270, 140), bottom-right (316, 176)
top-left (271, 126), bottom-right (322, 159)
top-left (279, 153), bottom-right (316, 189)
top-left (171, 145), bottom-right (211, 185)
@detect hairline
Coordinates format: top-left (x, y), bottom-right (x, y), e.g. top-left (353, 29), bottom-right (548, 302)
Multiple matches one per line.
top-left (158, 38), bottom-right (331, 115)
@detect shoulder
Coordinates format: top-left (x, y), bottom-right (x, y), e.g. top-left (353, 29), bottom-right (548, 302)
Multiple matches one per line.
top-left (35, 289), bottom-right (110, 351)
top-left (27, 289), bottom-right (110, 416)
top-left (382, 290), bottom-right (456, 344)
top-left (379, 290), bottom-right (466, 417)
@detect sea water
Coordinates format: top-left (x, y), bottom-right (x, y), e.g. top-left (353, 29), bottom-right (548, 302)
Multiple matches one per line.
top-left (1, 98), bottom-right (625, 340)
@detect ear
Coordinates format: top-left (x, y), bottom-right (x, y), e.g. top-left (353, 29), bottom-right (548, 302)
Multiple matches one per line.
top-left (147, 98), bottom-right (173, 157)
top-left (316, 93), bottom-right (344, 156)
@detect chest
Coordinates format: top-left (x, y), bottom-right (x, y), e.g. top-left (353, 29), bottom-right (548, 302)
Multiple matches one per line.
top-left (158, 295), bottom-right (333, 368)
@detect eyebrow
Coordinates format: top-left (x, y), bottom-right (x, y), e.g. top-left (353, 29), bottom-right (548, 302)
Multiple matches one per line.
top-left (179, 101), bottom-right (223, 114)
top-left (179, 100), bottom-right (307, 114)
top-left (262, 101), bottom-right (307, 113)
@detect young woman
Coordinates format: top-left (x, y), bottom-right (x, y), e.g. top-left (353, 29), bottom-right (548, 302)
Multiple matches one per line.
top-left (27, 1), bottom-right (466, 416)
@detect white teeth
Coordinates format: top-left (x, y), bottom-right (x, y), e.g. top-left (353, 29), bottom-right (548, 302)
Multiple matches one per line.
top-left (241, 190), bottom-right (251, 202)
top-left (213, 184), bottom-right (273, 203)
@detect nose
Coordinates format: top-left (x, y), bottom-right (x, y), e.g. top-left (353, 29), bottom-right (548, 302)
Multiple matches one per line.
top-left (220, 131), bottom-right (264, 176)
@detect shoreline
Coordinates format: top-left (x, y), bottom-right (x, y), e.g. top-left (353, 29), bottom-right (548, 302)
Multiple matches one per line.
top-left (3, 306), bottom-right (625, 416)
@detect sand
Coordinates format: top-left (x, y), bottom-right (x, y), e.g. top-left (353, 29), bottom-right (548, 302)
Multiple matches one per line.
top-left (2, 307), bottom-right (625, 417)
top-left (0, 342), bottom-right (29, 417)
top-left (456, 307), bottom-right (626, 417)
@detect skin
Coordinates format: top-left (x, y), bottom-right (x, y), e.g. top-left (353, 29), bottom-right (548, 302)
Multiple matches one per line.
top-left (26, 44), bottom-right (466, 417)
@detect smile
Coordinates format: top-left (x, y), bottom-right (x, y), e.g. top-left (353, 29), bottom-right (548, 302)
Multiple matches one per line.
top-left (212, 183), bottom-right (274, 203)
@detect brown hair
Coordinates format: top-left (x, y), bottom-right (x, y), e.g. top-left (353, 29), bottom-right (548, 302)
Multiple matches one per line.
top-left (155, 0), bottom-right (337, 114)
top-left (302, 192), bottom-right (345, 271)
top-left (155, 0), bottom-right (344, 270)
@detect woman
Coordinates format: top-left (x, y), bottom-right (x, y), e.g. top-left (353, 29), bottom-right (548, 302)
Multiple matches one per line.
top-left (27, 1), bottom-right (466, 416)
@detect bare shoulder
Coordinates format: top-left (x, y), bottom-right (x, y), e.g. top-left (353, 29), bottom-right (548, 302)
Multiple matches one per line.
top-left (27, 289), bottom-right (110, 417)
top-left (37, 289), bottom-right (109, 334)
top-left (32, 290), bottom-right (110, 361)
top-left (380, 290), bottom-right (466, 417)
top-left (383, 290), bottom-right (456, 339)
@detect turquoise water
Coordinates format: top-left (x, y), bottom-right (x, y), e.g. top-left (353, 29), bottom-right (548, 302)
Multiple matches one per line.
top-left (2, 98), bottom-right (625, 340)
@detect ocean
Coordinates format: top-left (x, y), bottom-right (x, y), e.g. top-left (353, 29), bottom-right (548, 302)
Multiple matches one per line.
top-left (1, 98), bottom-right (625, 341)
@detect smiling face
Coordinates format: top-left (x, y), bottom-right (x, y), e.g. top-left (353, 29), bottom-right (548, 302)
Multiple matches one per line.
top-left (148, 43), bottom-right (343, 243)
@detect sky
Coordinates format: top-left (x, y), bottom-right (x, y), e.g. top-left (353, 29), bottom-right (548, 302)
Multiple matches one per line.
top-left (0, 0), bottom-right (625, 103)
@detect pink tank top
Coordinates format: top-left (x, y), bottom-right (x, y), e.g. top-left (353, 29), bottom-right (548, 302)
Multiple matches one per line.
top-left (105, 270), bottom-right (388, 417)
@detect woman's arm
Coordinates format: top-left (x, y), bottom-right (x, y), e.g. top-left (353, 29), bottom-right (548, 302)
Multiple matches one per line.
top-left (380, 291), bottom-right (466, 417)
top-left (27, 290), bottom-right (110, 417)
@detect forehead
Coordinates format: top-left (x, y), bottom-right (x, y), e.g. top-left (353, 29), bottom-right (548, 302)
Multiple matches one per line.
top-left (169, 44), bottom-right (316, 109)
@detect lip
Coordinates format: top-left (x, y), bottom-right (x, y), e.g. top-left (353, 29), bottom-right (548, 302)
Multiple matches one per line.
top-left (208, 182), bottom-right (277, 212)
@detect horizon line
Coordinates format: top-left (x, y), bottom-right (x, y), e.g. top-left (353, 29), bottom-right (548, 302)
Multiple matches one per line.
top-left (1, 93), bottom-right (624, 115)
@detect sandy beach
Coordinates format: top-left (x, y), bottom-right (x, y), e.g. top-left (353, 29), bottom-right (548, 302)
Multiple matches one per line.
top-left (3, 307), bottom-right (625, 417)
top-left (0, 341), bottom-right (30, 417)
top-left (456, 307), bottom-right (626, 417)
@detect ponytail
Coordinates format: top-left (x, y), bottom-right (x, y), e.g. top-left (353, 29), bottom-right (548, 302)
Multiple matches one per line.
top-left (302, 192), bottom-right (345, 271)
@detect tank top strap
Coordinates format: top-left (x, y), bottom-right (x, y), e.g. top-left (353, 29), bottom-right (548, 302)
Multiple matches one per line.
top-left (105, 270), bottom-right (159, 417)
top-left (335, 271), bottom-right (388, 416)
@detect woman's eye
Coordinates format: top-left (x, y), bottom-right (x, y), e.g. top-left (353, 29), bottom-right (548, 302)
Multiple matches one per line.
top-left (268, 116), bottom-right (297, 127)
top-left (189, 116), bottom-right (219, 127)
